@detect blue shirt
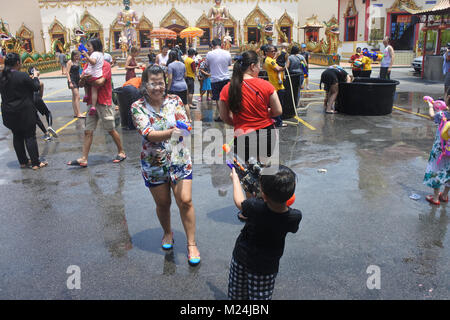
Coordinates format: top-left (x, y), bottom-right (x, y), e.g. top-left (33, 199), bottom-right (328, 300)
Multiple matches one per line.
top-left (443, 51), bottom-right (450, 75)
top-left (167, 61), bottom-right (187, 92)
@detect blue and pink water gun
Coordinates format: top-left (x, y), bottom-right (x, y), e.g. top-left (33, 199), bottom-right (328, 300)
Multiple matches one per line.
top-left (78, 43), bottom-right (88, 55)
top-left (176, 120), bottom-right (192, 142)
top-left (424, 96), bottom-right (448, 112)
top-left (362, 49), bottom-right (384, 62)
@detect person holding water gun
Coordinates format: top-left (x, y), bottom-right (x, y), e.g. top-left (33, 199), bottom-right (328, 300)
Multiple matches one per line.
top-left (131, 65), bottom-right (200, 266)
top-left (423, 95), bottom-right (450, 205)
top-left (79, 38), bottom-right (104, 116)
top-left (349, 47), bottom-right (363, 78)
top-left (227, 164), bottom-right (302, 300)
top-left (218, 50), bottom-right (283, 163)
top-left (360, 48), bottom-right (372, 78)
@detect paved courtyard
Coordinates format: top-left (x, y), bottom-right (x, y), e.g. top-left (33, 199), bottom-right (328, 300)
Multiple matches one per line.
top-left (0, 67), bottom-right (448, 299)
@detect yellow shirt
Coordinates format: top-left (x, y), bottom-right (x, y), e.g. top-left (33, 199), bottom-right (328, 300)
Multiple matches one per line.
top-left (362, 56), bottom-right (372, 71)
top-left (184, 57), bottom-right (195, 79)
top-left (264, 56), bottom-right (284, 91)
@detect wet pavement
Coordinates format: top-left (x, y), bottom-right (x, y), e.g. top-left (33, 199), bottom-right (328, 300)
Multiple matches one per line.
top-left (0, 68), bottom-right (448, 299)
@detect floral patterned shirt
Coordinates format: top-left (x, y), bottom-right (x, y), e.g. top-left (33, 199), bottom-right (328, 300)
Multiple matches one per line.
top-left (131, 95), bottom-right (192, 185)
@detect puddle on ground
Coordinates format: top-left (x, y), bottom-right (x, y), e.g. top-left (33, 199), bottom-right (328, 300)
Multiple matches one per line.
top-left (351, 129), bottom-right (369, 135)
top-left (395, 92), bottom-right (445, 115)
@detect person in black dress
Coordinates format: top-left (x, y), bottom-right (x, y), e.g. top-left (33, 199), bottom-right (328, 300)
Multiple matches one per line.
top-left (0, 53), bottom-right (48, 170)
top-left (66, 50), bottom-right (85, 118)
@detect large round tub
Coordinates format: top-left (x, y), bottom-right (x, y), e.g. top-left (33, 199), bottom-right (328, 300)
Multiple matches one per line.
top-left (335, 78), bottom-right (400, 116)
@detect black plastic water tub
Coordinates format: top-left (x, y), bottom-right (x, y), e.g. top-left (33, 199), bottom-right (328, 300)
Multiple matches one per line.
top-left (335, 78), bottom-right (400, 115)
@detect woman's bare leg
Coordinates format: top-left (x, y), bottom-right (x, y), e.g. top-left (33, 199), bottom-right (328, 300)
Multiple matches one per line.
top-left (149, 183), bottom-right (173, 244)
top-left (172, 179), bottom-right (199, 258)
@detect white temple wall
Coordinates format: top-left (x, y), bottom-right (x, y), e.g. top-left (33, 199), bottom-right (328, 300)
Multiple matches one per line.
top-left (39, 0), bottom-right (339, 51)
top-left (1, 0), bottom-right (45, 52)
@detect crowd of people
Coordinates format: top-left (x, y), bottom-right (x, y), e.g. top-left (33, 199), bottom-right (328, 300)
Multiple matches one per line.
top-left (3, 36), bottom-right (447, 300)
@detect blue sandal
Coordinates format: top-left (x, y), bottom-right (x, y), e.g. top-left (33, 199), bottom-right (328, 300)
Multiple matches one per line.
top-left (161, 232), bottom-right (174, 250)
top-left (187, 244), bottom-right (201, 266)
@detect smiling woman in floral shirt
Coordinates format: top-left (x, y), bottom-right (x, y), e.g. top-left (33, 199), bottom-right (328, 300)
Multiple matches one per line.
top-left (131, 65), bottom-right (200, 266)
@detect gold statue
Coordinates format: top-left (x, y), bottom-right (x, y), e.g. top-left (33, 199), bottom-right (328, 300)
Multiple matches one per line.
top-left (117, 0), bottom-right (139, 48)
top-left (119, 31), bottom-right (128, 59)
top-left (208, 0), bottom-right (229, 41)
top-left (223, 30), bottom-right (232, 51)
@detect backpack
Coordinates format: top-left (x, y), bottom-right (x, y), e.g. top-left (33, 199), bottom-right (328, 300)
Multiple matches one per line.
top-left (437, 112), bottom-right (450, 164)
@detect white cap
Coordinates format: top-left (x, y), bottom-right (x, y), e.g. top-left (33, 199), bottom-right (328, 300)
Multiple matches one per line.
top-left (103, 52), bottom-right (113, 63)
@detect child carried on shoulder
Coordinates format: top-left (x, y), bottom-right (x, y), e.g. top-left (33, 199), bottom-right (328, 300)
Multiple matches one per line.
top-left (80, 39), bottom-right (104, 116)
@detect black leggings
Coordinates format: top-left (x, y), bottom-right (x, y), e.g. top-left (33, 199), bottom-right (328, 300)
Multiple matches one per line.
top-left (234, 125), bottom-right (275, 163)
top-left (12, 127), bottom-right (40, 167)
top-left (35, 96), bottom-right (52, 134)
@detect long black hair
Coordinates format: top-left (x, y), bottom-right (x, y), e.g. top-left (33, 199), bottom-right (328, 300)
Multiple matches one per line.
top-left (228, 50), bottom-right (259, 114)
top-left (140, 64), bottom-right (167, 101)
top-left (88, 38), bottom-right (103, 52)
top-left (290, 46), bottom-right (300, 55)
top-left (166, 49), bottom-right (179, 66)
top-left (0, 52), bottom-right (21, 93)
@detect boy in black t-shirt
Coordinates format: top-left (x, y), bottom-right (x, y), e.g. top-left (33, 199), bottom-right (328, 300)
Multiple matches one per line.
top-left (228, 165), bottom-right (302, 300)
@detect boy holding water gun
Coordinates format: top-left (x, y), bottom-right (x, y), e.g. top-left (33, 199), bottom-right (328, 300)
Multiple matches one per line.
top-left (227, 165), bottom-right (302, 300)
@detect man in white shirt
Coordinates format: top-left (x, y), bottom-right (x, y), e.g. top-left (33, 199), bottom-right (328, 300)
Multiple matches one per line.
top-left (206, 38), bottom-right (231, 122)
top-left (380, 37), bottom-right (395, 80)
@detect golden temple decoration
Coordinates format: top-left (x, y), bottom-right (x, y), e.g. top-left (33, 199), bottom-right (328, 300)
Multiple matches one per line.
top-left (48, 17), bottom-right (68, 45)
top-left (277, 10), bottom-right (293, 42)
top-left (196, 12), bottom-right (212, 28)
top-left (39, 0), bottom-right (298, 9)
top-left (244, 5), bottom-right (271, 27)
top-left (80, 9), bottom-right (104, 42)
top-left (387, 0), bottom-right (422, 13)
top-left (344, 0), bottom-right (358, 18)
top-left (16, 24), bottom-right (35, 53)
top-left (160, 7), bottom-right (189, 29)
top-left (300, 15), bottom-right (324, 29)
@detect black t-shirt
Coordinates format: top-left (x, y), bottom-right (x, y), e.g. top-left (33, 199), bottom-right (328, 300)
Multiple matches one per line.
top-left (276, 51), bottom-right (288, 68)
top-left (232, 198), bottom-right (302, 275)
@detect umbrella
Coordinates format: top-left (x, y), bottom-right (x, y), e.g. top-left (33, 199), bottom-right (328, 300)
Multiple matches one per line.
top-left (180, 27), bottom-right (204, 39)
top-left (150, 28), bottom-right (177, 39)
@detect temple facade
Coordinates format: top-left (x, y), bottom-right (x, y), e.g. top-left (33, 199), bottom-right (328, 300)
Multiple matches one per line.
top-left (337, 0), bottom-right (449, 63)
top-left (33, 0), bottom-right (337, 52)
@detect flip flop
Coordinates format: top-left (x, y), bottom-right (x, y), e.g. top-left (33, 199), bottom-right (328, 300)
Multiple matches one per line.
top-left (325, 110), bottom-right (338, 114)
top-left (113, 154), bottom-right (127, 163)
top-left (67, 159), bottom-right (88, 167)
top-left (439, 192), bottom-right (449, 202)
top-left (32, 161), bottom-right (48, 170)
top-left (426, 195), bottom-right (440, 205)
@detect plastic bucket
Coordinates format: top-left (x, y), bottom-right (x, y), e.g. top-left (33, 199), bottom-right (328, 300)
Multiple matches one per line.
top-left (335, 78), bottom-right (400, 116)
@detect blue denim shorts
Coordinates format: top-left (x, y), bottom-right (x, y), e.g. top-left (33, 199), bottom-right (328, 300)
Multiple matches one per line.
top-left (144, 173), bottom-right (193, 189)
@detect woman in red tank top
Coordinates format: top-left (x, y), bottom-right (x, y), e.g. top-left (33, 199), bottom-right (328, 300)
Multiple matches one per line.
top-left (219, 50), bottom-right (282, 162)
